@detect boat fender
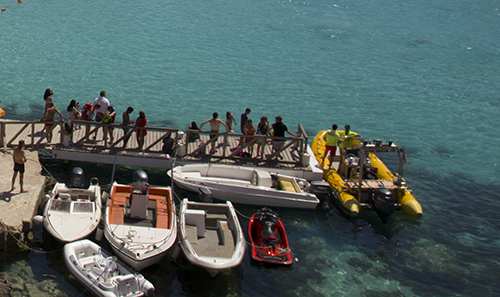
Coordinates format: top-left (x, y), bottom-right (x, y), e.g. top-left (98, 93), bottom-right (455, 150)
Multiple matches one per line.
top-left (95, 224), bottom-right (104, 241)
top-left (33, 215), bottom-right (43, 225)
top-left (143, 281), bottom-right (155, 296)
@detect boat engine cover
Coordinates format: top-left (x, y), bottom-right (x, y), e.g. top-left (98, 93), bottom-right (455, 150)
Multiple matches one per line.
top-left (373, 189), bottom-right (395, 215)
top-left (71, 167), bottom-right (84, 188)
top-left (133, 170), bottom-right (149, 193)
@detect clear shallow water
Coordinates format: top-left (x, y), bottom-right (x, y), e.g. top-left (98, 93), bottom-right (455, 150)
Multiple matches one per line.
top-left (1, 0), bottom-right (500, 296)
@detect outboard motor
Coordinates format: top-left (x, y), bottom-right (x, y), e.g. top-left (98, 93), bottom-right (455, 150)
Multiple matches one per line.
top-left (373, 189), bottom-right (395, 216)
top-left (309, 180), bottom-right (331, 201)
top-left (71, 167), bottom-right (85, 188)
top-left (132, 170), bottom-right (149, 194)
top-left (198, 187), bottom-right (213, 203)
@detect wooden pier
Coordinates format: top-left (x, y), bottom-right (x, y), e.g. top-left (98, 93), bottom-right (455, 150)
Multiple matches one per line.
top-left (0, 119), bottom-right (322, 180)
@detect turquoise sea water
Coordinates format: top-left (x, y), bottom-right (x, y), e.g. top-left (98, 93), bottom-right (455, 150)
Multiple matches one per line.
top-left (1, 0), bottom-right (500, 296)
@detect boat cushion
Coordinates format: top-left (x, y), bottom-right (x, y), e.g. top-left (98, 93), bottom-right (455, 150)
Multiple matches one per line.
top-left (59, 193), bottom-right (71, 200)
top-left (279, 180), bottom-right (297, 193)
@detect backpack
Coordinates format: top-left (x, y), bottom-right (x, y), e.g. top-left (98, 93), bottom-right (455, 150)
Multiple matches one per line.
top-left (102, 113), bottom-right (112, 124)
top-left (81, 103), bottom-right (93, 120)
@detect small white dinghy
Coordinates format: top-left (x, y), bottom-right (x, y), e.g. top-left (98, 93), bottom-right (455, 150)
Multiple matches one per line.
top-left (170, 164), bottom-right (320, 209)
top-left (104, 170), bottom-right (177, 271)
top-left (63, 239), bottom-right (155, 297)
top-left (41, 168), bottom-right (102, 242)
top-left (177, 198), bottom-right (246, 277)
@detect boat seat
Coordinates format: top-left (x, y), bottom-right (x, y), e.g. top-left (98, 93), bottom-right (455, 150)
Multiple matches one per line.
top-left (59, 193), bottom-right (72, 200)
top-left (279, 180), bottom-right (297, 193)
top-left (184, 172), bottom-right (202, 178)
top-left (156, 198), bottom-right (169, 229)
top-left (186, 209), bottom-right (206, 238)
top-left (130, 193), bottom-right (149, 220)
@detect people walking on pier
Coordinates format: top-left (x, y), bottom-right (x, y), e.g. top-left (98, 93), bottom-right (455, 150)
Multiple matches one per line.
top-left (322, 124), bottom-right (341, 170)
top-left (66, 99), bottom-right (81, 129)
top-left (240, 108), bottom-right (251, 134)
top-left (93, 91), bottom-right (110, 141)
top-left (270, 116), bottom-right (297, 160)
top-left (122, 106), bottom-right (134, 147)
top-left (135, 110), bottom-right (148, 150)
top-left (103, 106), bottom-right (116, 145)
top-left (226, 111), bottom-right (237, 132)
top-left (187, 121), bottom-right (199, 142)
top-left (200, 112), bottom-right (229, 154)
top-left (43, 88), bottom-right (54, 114)
top-left (256, 115), bottom-right (270, 155)
top-left (81, 103), bottom-right (94, 143)
top-left (244, 119), bottom-right (256, 156)
top-left (10, 140), bottom-right (27, 193)
top-left (39, 102), bottom-right (64, 143)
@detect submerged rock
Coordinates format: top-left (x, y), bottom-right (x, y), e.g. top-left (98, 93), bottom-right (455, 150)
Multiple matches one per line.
top-left (0, 273), bottom-right (12, 297)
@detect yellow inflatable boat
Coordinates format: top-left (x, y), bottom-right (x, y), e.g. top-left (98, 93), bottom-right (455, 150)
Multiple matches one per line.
top-left (312, 131), bottom-right (422, 218)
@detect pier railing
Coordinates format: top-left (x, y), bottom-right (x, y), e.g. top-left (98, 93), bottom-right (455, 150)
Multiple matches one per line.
top-left (0, 120), bottom-right (309, 166)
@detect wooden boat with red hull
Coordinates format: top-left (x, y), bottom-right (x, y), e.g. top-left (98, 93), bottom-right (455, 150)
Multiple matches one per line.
top-left (248, 208), bottom-right (293, 265)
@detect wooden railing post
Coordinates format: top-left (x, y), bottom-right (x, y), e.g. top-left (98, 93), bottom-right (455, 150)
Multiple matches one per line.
top-left (0, 122), bottom-right (4, 149)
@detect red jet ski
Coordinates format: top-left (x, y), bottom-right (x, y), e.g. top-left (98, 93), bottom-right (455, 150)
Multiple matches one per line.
top-left (248, 208), bottom-right (293, 265)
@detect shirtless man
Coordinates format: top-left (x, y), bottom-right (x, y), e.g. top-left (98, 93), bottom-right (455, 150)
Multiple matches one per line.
top-left (39, 102), bottom-right (64, 143)
top-left (199, 112), bottom-right (229, 154)
top-left (11, 140), bottom-right (27, 193)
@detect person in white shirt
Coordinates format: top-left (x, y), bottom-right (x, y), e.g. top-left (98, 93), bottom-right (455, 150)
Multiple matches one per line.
top-left (93, 91), bottom-right (110, 140)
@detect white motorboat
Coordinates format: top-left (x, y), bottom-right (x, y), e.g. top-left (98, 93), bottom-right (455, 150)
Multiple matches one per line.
top-left (63, 239), bottom-right (155, 297)
top-left (177, 198), bottom-right (246, 277)
top-left (169, 164), bottom-right (320, 209)
top-left (104, 170), bottom-right (177, 271)
top-left (41, 168), bottom-right (102, 242)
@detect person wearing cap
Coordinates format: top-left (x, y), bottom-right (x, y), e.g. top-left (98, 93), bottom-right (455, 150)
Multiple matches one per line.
top-left (103, 105), bottom-right (116, 145)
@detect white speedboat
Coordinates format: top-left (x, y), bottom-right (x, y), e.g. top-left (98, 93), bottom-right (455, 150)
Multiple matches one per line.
top-left (63, 239), bottom-right (155, 297)
top-left (178, 198), bottom-right (246, 277)
top-left (104, 170), bottom-right (177, 271)
top-left (169, 164), bottom-right (320, 209)
top-left (41, 168), bottom-right (102, 242)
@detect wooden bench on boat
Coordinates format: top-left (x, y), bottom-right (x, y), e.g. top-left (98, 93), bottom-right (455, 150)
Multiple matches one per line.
top-left (345, 179), bottom-right (396, 190)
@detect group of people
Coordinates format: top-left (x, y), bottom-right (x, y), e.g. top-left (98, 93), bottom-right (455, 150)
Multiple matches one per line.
top-left (193, 108), bottom-right (297, 159)
top-left (321, 124), bottom-right (360, 170)
top-left (40, 89), bottom-right (149, 149)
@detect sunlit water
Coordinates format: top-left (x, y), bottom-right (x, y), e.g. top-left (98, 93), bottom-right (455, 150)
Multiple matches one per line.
top-left (1, 0), bottom-right (500, 296)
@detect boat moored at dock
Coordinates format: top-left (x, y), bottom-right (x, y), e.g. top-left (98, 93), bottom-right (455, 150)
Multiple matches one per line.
top-left (104, 170), bottom-right (177, 271)
top-left (312, 130), bottom-right (422, 218)
top-left (63, 239), bottom-right (155, 297)
top-left (40, 168), bottom-right (102, 242)
top-left (177, 198), bottom-right (246, 277)
top-left (170, 164), bottom-right (320, 209)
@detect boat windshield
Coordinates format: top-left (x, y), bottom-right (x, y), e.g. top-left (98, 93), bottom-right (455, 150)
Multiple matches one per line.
top-left (73, 201), bottom-right (94, 213)
top-left (49, 200), bottom-right (72, 212)
top-left (49, 200), bottom-right (94, 213)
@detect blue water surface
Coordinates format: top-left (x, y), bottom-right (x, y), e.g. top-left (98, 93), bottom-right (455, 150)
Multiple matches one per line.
top-left (1, 0), bottom-right (500, 296)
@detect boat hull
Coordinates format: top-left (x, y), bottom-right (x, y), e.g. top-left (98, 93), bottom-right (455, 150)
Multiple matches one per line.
top-left (171, 164), bottom-right (319, 209)
top-left (63, 239), bottom-right (155, 297)
top-left (178, 199), bottom-right (246, 277)
top-left (312, 130), bottom-right (422, 218)
top-left (43, 182), bottom-right (102, 242)
top-left (104, 184), bottom-right (177, 271)
top-left (248, 208), bottom-right (293, 265)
